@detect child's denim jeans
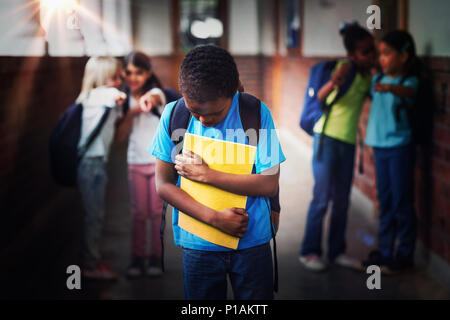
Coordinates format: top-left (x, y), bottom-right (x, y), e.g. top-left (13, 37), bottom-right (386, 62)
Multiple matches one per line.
top-left (374, 144), bottom-right (416, 263)
top-left (77, 157), bottom-right (107, 269)
top-left (182, 243), bottom-right (273, 300)
top-left (300, 134), bottom-right (355, 261)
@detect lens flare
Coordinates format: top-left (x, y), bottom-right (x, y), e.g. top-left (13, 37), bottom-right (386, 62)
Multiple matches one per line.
top-left (40, 0), bottom-right (76, 11)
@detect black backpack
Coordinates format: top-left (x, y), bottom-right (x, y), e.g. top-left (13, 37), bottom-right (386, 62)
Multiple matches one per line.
top-left (160, 92), bottom-right (280, 292)
top-left (49, 103), bottom-right (110, 187)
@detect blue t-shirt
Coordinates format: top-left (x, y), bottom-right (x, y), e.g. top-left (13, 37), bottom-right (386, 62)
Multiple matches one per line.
top-left (149, 92), bottom-right (286, 251)
top-left (365, 74), bottom-right (419, 148)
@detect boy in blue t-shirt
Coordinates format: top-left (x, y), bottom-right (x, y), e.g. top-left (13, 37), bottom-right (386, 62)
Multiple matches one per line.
top-left (148, 45), bottom-right (285, 300)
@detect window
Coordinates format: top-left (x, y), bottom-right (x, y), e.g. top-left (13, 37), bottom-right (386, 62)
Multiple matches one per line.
top-left (285, 0), bottom-right (302, 52)
top-left (179, 0), bottom-right (224, 52)
top-left (41, 0), bottom-right (132, 56)
top-left (0, 0), bottom-right (46, 56)
top-left (0, 0), bottom-right (133, 57)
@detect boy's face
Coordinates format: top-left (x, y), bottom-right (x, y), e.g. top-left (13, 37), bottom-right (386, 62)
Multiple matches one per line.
top-left (184, 96), bottom-right (233, 127)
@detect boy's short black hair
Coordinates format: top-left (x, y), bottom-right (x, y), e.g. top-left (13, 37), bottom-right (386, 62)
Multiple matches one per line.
top-left (179, 45), bottom-right (239, 103)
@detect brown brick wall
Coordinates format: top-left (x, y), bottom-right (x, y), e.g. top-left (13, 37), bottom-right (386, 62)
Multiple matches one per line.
top-left (0, 57), bottom-right (88, 245)
top-left (0, 55), bottom-right (178, 248)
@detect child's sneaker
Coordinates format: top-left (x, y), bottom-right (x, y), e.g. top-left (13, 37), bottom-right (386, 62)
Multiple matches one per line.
top-left (299, 254), bottom-right (327, 272)
top-left (146, 255), bottom-right (163, 277)
top-left (333, 254), bottom-right (364, 271)
top-left (126, 256), bottom-right (146, 278)
top-left (83, 261), bottom-right (118, 280)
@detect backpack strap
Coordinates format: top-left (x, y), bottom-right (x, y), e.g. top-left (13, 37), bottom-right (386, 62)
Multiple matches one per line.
top-left (159, 98), bottom-right (191, 272)
top-left (317, 61), bottom-right (358, 160)
top-left (169, 98), bottom-right (192, 155)
top-left (238, 92), bottom-right (261, 146)
top-left (77, 106), bottom-right (111, 161)
top-left (238, 93), bottom-right (280, 212)
top-left (324, 60), bottom-right (358, 109)
top-left (396, 76), bottom-right (411, 123)
top-left (238, 92), bottom-right (280, 293)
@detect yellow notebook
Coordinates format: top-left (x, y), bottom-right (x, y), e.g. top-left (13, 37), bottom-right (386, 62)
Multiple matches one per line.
top-left (178, 133), bottom-right (257, 249)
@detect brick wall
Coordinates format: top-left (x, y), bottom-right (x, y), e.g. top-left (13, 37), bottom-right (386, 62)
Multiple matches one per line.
top-left (234, 55), bottom-right (273, 107)
top-left (355, 57), bottom-right (450, 264)
top-left (418, 58), bottom-right (450, 263)
top-left (1, 53), bottom-right (448, 265)
top-left (276, 55), bottom-right (450, 265)
top-left (0, 56), bottom-right (86, 246)
top-left (0, 55), bottom-right (177, 251)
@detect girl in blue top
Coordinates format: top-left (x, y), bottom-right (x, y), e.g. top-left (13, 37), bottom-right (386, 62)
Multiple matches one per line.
top-left (364, 30), bottom-right (421, 274)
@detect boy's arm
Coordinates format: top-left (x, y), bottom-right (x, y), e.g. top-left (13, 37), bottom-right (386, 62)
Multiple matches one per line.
top-left (155, 158), bottom-right (249, 238)
top-left (174, 151), bottom-right (279, 197)
top-left (374, 83), bottom-right (415, 98)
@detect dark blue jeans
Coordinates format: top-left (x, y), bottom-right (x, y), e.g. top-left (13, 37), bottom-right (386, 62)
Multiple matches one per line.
top-left (374, 144), bottom-right (416, 263)
top-left (182, 243), bottom-right (273, 300)
top-left (300, 134), bottom-right (355, 261)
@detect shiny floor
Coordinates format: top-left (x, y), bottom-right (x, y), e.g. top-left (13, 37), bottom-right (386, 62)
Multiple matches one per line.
top-left (2, 129), bottom-right (449, 300)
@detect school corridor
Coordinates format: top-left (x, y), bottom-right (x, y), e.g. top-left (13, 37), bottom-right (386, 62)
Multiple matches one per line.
top-left (1, 126), bottom-right (449, 299)
top-left (1, 0), bottom-right (449, 300)
top-left (71, 128), bottom-right (450, 300)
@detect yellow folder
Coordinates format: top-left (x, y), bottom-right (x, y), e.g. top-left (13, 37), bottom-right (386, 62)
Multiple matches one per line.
top-left (178, 133), bottom-right (257, 249)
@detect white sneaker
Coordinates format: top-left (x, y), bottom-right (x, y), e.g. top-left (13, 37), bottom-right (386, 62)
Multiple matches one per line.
top-left (146, 255), bottom-right (163, 277)
top-left (333, 254), bottom-right (363, 271)
top-left (146, 266), bottom-right (163, 277)
top-left (299, 254), bottom-right (327, 272)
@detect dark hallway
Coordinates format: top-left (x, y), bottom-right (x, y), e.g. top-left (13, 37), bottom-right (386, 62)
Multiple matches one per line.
top-left (1, 0), bottom-right (450, 301)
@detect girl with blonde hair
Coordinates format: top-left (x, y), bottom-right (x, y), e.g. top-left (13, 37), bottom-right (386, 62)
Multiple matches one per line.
top-left (76, 56), bottom-right (126, 280)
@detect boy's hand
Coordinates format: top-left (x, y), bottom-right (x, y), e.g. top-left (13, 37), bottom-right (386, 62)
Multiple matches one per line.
top-left (175, 150), bottom-right (210, 183)
top-left (374, 82), bottom-right (392, 93)
top-left (213, 207), bottom-right (249, 238)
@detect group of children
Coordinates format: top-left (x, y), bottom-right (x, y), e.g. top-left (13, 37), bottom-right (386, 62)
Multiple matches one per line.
top-left (299, 23), bottom-right (421, 275)
top-left (76, 52), bottom-right (178, 280)
top-left (71, 22), bottom-right (422, 299)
